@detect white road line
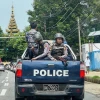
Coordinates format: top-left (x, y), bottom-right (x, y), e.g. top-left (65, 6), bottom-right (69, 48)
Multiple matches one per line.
top-left (7, 74), bottom-right (9, 77)
top-left (5, 77), bottom-right (8, 79)
top-left (7, 72), bottom-right (9, 76)
top-left (4, 83), bottom-right (9, 86)
top-left (6, 80), bottom-right (8, 82)
top-left (1, 80), bottom-right (5, 83)
top-left (0, 89), bottom-right (7, 96)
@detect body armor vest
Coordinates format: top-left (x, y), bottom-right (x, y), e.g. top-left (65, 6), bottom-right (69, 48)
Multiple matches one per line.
top-left (51, 43), bottom-right (64, 57)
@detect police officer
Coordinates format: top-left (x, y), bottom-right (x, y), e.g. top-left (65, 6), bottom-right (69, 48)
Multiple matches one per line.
top-left (32, 33), bottom-right (50, 60)
top-left (48, 33), bottom-right (67, 61)
top-left (25, 22), bottom-right (42, 59)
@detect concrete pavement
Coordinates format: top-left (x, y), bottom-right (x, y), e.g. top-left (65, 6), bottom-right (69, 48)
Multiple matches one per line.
top-left (0, 70), bottom-right (100, 100)
top-left (0, 70), bottom-right (14, 100)
top-left (85, 81), bottom-right (100, 96)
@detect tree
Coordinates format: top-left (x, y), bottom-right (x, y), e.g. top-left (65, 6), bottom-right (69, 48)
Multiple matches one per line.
top-left (0, 33), bottom-right (27, 61)
top-left (27, 0), bottom-right (100, 42)
top-left (78, 0), bottom-right (100, 44)
top-left (23, 26), bottom-right (30, 33)
top-left (0, 26), bottom-right (3, 34)
top-left (27, 0), bottom-right (83, 52)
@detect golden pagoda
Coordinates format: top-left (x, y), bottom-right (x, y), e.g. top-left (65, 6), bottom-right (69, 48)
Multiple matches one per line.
top-left (6, 5), bottom-right (19, 35)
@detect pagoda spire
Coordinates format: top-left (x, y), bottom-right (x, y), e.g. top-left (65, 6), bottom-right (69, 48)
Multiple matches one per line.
top-left (6, 5), bottom-right (19, 35)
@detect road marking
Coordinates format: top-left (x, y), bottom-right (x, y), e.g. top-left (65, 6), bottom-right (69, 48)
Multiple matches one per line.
top-left (7, 72), bottom-right (9, 76)
top-left (1, 80), bottom-right (5, 83)
top-left (5, 77), bottom-right (8, 79)
top-left (4, 83), bottom-right (9, 86)
top-left (6, 80), bottom-right (8, 82)
top-left (0, 89), bottom-right (7, 96)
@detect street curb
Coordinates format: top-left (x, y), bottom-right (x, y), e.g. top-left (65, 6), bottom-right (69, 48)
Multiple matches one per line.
top-left (85, 76), bottom-right (100, 84)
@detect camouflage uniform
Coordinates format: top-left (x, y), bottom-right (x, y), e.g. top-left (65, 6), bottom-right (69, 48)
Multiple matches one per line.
top-left (48, 43), bottom-right (67, 60)
top-left (48, 33), bottom-right (67, 61)
top-left (32, 33), bottom-right (50, 60)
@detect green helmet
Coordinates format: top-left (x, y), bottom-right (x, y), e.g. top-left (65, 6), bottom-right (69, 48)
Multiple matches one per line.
top-left (54, 33), bottom-right (64, 40)
top-left (34, 32), bottom-right (43, 42)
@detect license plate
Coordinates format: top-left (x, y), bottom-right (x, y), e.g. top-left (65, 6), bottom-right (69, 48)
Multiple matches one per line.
top-left (43, 84), bottom-right (59, 91)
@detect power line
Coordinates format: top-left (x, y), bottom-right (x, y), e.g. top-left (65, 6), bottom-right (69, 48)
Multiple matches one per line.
top-left (93, 43), bottom-right (100, 51)
top-left (54, 2), bottom-right (98, 37)
top-left (41, 0), bottom-right (73, 18)
top-left (64, 6), bottom-right (98, 37)
top-left (46, 7), bottom-right (71, 29)
top-left (66, 28), bottom-right (78, 38)
top-left (46, 2), bottom-right (80, 29)
top-left (88, 30), bottom-right (100, 50)
top-left (62, 3), bottom-right (79, 23)
top-left (36, 7), bottom-right (70, 25)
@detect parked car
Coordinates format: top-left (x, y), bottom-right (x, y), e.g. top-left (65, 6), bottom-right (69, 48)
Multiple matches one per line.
top-left (10, 66), bottom-right (13, 71)
top-left (8, 64), bottom-right (11, 70)
top-left (0, 64), bottom-right (5, 72)
top-left (13, 62), bottom-right (17, 72)
top-left (10, 62), bottom-right (17, 72)
top-left (13, 66), bottom-right (16, 73)
top-left (5, 64), bottom-right (9, 70)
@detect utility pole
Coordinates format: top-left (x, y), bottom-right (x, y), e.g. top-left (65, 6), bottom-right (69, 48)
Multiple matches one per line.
top-left (77, 17), bottom-right (82, 61)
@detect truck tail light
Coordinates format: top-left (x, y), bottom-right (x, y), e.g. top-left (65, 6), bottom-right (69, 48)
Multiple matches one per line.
top-left (16, 62), bottom-right (22, 77)
top-left (80, 62), bottom-right (85, 78)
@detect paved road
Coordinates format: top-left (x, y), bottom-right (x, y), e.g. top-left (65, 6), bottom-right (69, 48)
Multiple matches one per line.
top-left (0, 70), bottom-right (100, 100)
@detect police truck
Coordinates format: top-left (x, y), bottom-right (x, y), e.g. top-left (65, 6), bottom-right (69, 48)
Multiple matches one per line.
top-left (15, 40), bottom-right (85, 100)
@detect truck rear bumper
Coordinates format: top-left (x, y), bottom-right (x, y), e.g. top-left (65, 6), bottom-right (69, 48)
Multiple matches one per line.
top-left (16, 84), bottom-right (84, 97)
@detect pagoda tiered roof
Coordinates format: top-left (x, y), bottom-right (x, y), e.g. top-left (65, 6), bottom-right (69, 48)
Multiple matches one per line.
top-left (6, 5), bottom-right (19, 34)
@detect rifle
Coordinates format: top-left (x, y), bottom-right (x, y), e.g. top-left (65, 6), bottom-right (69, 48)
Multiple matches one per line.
top-left (54, 56), bottom-right (68, 66)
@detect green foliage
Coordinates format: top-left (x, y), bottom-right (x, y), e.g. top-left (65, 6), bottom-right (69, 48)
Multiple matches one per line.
top-left (92, 76), bottom-right (100, 79)
top-left (0, 33), bottom-right (27, 61)
top-left (1, 0), bottom-right (100, 61)
top-left (27, 0), bottom-right (83, 52)
top-left (27, 0), bottom-right (100, 54)
top-left (23, 26), bottom-right (30, 33)
top-left (0, 26), bottom-right (3, 34)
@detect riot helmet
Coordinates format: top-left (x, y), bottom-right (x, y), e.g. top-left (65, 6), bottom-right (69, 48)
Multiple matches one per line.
top-left (54, 33), bottom-right (64, 41)
top-left (34, 32), bottom-right (43, 42)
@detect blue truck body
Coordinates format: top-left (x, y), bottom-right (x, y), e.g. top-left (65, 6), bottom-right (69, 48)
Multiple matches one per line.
top-left (20, 61), bottom-right (82, 83)
top-left (15, 43), bottom-right (84, 100)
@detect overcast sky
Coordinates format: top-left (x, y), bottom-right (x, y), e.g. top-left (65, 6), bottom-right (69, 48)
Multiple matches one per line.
top-left (0, 0), bottom-right (33, 32)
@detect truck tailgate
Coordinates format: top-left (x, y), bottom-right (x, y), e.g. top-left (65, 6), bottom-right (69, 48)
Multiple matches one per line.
top-left (21, 60), bottom-right (82, 84)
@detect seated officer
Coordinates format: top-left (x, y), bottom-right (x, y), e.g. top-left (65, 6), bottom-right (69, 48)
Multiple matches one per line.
top-left (48, 33), bottom-right (67, 61)
top-left (32, 33), bottom-right (50, 60)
